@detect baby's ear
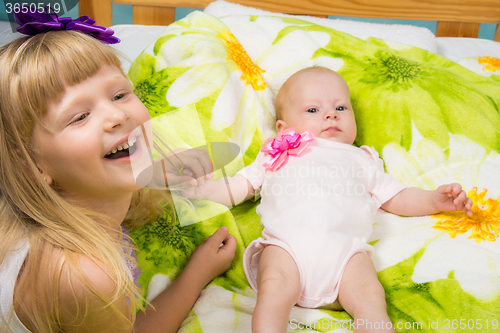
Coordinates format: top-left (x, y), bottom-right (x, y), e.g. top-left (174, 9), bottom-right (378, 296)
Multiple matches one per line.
top-left (276, 120), bottom-right (288, 133)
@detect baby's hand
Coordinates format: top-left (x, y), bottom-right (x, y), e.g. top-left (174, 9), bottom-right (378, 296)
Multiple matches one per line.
top-left (179, 180), bottom-right (212, 200)
top-left (185, 227), bottom-right (237, 285)
top-left (140, 149), bottom-right (213, 190)
top-left (433, 183), bottom-right (473, 216)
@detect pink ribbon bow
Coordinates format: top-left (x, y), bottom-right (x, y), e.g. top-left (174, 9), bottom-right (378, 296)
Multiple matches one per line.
top-left (261, 128), bottom-right (314, 171)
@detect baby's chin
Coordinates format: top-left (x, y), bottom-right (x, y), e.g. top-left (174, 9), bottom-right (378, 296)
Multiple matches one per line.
top-left (318, 130), bottom-right (353, 144)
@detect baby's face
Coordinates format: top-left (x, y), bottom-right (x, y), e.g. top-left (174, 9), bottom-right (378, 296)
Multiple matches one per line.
top-left (276, 69), bottom-right (356, 145)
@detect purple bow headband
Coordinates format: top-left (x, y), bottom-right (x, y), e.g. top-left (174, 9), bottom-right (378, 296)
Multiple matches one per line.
top-left (13, 6), bottom-right (120, 44)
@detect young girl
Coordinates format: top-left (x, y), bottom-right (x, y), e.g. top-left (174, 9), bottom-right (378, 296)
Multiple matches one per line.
top-left (0, 19), bottom-right (236, 333)
top-left (183, 67), bottom-right (473, 333)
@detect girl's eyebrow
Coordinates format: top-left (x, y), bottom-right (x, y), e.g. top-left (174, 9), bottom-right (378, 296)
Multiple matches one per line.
top-left (54, 95), bottom-right (89, 125)
top-left (55, 75), bottom-right (128, 124)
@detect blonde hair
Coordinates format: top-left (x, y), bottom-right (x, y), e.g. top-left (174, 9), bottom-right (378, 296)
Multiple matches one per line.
top-left (0, 31), bottom-right (171, 332)
top-left (275, 66), bottom-right (342, 121)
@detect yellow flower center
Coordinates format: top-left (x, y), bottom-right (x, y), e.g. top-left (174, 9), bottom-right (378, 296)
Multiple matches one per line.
top-left (219, 30), bottom-right (267, 91)
top-left (432, 188), bottom-right (500, 243)
top-left (478, 56), bottom-right (500, 72)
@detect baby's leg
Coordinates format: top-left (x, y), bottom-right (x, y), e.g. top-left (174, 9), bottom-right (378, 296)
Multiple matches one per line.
top-left (253, 245), bottom-right (301, 333)
top-left (338, 253), bottom-right (395, 333)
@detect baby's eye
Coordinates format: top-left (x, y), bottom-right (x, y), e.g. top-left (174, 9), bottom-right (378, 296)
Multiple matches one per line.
top-left (336, 106), bottom-right (346, 111)
top-left (112, 93), bottom-right (125, 101)
top-left (307, 108), bottom-right (319, 113)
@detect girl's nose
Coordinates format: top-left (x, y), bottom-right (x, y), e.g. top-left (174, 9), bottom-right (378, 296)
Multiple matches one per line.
top-left (103, 104), bottom-right (128, 130)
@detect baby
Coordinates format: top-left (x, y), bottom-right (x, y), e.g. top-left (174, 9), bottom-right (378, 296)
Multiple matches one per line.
top-left (183, 67), bottom-right (472, 332)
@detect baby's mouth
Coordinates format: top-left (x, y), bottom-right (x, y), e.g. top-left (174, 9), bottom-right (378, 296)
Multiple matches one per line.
top-left (104, 137), bottom-right (137, 160)
top-left (324, 126), bottom-right (340, 133)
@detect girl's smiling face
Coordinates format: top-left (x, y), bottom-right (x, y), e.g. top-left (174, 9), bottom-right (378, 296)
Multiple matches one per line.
top-left (32, 65), bottom-right (151, 203)
top-left (276, 69), bottom-right (357, 145)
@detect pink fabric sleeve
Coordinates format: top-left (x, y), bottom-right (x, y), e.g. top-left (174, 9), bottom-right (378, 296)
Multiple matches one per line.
top-left (360, 146), bottom-right (407, 207)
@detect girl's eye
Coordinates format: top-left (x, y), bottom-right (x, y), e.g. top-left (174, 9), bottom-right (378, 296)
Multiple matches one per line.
top-left (72, 113), bottom-right (89, 124)
top-left (336, 106), bottom-right (346, 111)
top-left (112, 93), bottom-right (125, 101)
top-left (307, 108), bottom-right (319, 113)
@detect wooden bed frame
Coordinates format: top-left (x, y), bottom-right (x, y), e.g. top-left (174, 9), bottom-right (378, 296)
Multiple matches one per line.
top-left (79, 0), bottom-right (500, 42)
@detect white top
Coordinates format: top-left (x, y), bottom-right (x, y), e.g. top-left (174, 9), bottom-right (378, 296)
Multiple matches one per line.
top-left (238, 137), bottom-right (406, 261)
top-left (0, 239), bottom-right (136, 332)
top-left (238, 138), bottom-right (406, 307)
top-left (0, 241), bottom-right (31, 332)
top-left (239, 138), bottom-right (406, 222)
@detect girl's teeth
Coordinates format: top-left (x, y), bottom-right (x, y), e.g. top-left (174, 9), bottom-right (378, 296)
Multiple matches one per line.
top-left (106, 137), bottom-right (137, 156)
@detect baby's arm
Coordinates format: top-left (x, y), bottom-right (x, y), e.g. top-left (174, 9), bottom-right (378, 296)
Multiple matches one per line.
top-left (381, 183), bottom-right (473, 217)
top-left (182, 174), bottom-right (255, 207)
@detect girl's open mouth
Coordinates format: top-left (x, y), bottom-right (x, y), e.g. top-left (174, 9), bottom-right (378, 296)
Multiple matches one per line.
top-left (104, 137), bottom-right (138, 160)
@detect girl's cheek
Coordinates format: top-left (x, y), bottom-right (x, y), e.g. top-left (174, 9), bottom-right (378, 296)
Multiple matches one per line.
top-left (137, 101), bottom-right (150, 119)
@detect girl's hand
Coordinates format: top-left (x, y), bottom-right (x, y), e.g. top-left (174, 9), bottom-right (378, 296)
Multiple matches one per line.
top-left (185, 227), bottom-right (237, 286)
top-left (433, 183), bottom-right (473, 216)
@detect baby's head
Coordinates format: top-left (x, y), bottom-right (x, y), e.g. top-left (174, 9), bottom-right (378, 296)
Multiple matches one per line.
top-left (275, 67), bottom-right (356, 145)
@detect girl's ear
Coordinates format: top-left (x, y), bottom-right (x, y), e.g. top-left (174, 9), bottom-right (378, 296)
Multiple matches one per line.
top-left (38, 168), bottom-right (52, 185)
top-left (276, 120), bottom-right (288, 133)
top-left (16, 149), bottom-right (52, 185)
top-left (43, 174), bottom-right (53, 185)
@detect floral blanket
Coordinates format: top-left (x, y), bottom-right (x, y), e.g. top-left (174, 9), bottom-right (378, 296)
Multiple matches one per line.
top-left (128, 12), bottom-right (500, 332)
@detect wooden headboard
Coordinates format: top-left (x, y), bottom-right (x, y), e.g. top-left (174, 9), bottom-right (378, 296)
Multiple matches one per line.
top-left (79, 0), bottom-right (500, 42)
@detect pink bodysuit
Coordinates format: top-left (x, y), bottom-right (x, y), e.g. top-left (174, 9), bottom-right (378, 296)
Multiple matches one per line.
top-left (238, 137), bottom-right (406, 308)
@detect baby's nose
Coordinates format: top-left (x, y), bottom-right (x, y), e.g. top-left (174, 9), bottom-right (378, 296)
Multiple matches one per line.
top-left (325, 109), bottom-right (338, 119)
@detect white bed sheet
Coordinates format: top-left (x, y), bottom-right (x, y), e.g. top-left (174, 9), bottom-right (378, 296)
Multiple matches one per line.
top-left (2, 20), bottom-right (499, 75)
top-left (436, 38), bottom-right (500, 62)
top-left (0, 21), bottom-right (20, 45)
